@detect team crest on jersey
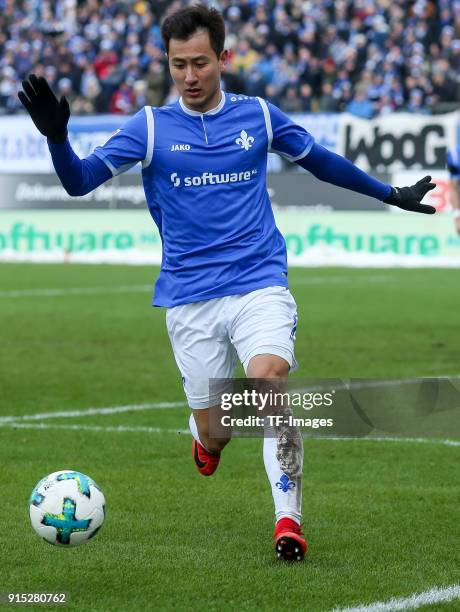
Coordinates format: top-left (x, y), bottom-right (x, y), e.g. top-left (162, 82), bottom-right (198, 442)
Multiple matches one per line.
top-left (236, 130), bottom-right (254, 151)
top-left (171, 144), bottom-right (191, 151)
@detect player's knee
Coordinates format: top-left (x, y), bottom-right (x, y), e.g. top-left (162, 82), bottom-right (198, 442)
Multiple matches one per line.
top-left (248, 355), bottom-right (289, 379)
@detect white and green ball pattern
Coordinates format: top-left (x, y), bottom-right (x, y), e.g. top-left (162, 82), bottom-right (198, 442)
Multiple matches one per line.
top-left (29, 470), bottom-right (105, 547)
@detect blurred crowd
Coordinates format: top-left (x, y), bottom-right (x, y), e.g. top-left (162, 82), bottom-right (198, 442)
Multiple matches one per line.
top-left (1, 0), bottom-right (460, 118)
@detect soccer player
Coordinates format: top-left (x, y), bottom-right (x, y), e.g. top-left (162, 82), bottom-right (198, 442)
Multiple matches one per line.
top-left (447, 146), bottom-right (460, 234)
top-left (18, 4), bottom-right (436, 562)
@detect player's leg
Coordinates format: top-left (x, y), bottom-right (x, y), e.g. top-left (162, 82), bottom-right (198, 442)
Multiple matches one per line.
top-left (247, 354), bottom-right (306, 561)
top-left (192, 407), bottom-right (231, 454)
top-left (230, 286), bottom-right (306, 560)
top-left (165, 298), bottom-right (237, 476)
top-left (189, 406), bottom-right (231, 476)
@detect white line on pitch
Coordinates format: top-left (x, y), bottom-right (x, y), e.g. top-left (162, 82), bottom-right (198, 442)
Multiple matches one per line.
top-left (0, 284), bottom-right (152, 298)
top-left (1, 374), bottom-right (459, 424)
top-left (311, 436), bottom-right (460, 447)
top-left (0, 275), bottom-right (391, 298)
top-left (0, 422), bottom-right (190, 435)
top-left (294, 376), bottom-right (460, 394)
top-left (0, 401), bottom-right (187, 424)
top-left (1, 422), bottom-right (459, 447)
top-left (332, 583), bottom-right (460, 611)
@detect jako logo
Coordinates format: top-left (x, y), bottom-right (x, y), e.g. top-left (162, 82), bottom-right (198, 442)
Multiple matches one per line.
top-left (171, 144), bottom-right (191, 151)
top-left (170, 169), bottom-right (257, 188)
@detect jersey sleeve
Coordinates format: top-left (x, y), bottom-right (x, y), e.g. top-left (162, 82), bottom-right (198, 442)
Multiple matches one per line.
top-left (261, 100), bottom-right (315, 162)
top-left (447, 149), bottom-right (460, 178)
top-left (92, 107), bottom-right (152, 176)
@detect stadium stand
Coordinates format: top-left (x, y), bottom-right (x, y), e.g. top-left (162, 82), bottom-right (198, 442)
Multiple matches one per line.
top-left (1, 0), bottom-right (459, 117)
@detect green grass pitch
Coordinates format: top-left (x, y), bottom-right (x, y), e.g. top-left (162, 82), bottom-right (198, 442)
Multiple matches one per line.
top-left (0, 263), bottom-right (459, 611)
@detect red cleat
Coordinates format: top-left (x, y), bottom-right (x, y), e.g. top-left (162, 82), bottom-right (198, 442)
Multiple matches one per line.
top-left (192, 439), bottom-right (220, 476)
top-left (274, 517), bottom-right (307, 561)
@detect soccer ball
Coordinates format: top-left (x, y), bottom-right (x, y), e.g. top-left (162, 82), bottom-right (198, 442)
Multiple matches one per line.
top-left (29, 470), bottom-right (105, 547)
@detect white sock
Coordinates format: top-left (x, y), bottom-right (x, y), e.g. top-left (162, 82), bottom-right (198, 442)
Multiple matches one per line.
top-left (263, 424), bottom-right (303, 525)
top-left (189, 413), bottom-right (205, 448)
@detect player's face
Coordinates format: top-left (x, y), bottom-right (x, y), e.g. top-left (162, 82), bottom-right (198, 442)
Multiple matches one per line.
top-left (168, 29), bottom-right (228, 113)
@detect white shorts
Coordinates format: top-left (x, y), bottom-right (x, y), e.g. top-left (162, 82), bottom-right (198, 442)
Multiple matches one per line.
top-left (166, 286), bottom-right (298, 409)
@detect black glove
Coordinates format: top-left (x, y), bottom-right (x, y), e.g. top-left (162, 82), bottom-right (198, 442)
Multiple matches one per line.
top-left (383, 176), bottom-right (436, 214)
top-left (18, 74), bottom-right (70, 144)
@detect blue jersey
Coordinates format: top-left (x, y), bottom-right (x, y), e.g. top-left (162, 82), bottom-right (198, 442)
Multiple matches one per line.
top-left (447, 146), bottom-right (460, 179)
top-left (93, 93), bottom-right (314, 307)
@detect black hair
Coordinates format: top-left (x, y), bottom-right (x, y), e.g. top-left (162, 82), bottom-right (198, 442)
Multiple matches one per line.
top-left (161, 4), bottom-right (226, 58)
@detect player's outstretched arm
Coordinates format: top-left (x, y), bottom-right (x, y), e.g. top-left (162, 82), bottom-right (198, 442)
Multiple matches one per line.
top-left (18, 74), bottom-right (112, 196)
top-left (298, 143), bottom-right (436, 214)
